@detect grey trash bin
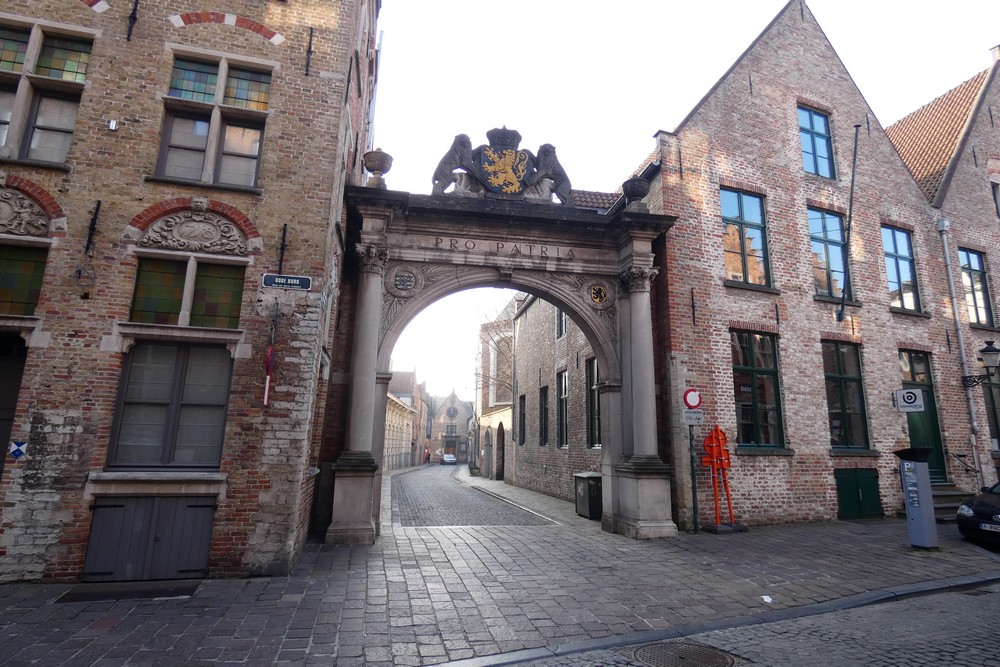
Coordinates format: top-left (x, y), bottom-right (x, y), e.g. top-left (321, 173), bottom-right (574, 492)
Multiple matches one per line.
top-left (574, 472), bottom-right (602, 519)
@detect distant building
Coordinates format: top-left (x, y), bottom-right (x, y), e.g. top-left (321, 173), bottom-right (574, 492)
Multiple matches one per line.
top-left (383, 393), bottom-right (417, 471)
top-left (508, 298), bottom-right (602, 501)
top-left (428, 393), bottom-right (474, 463)
top-left (473, 297), bottom-right (518, 479)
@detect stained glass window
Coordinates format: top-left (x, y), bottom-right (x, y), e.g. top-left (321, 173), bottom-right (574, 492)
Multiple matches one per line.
top-left (191, 263), bottom-right (244, 329)
top-left (224, 68), bottom-right (271, 110)
top-left (36, 36), bottom-right (92, 82)
top-left (0, 245), bottom-right (47, 316)
top-left (0, 27), bottom-right (29, 73)
top-left (130, 258), bottom-right (186, 325)
top-left (168, 59), bottom-right (218, 103)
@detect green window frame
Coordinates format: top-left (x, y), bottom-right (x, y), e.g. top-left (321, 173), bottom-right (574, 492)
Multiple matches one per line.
top-left (518, 394), bottom-right (526, 446)
top-left (809, 208), bottom-right (849, 299)
top-left (109, 343), bottom-right (232, 468)
top-left (130, 257), bottom-right (244, 329)
top-left (586, 357), bottom-right (601, 448)
top-left (556, 371), bottom-right (568, 448)
top-left (731, 330), bottom-right (783, 447)
top-left (882, 226), bottom-right (920, 311)
top-left (721, 188), bottom-right (769, 286)
top-left (0, 245), bottom-right (47, 316)
top-left (823, 341), bottom-right (869, 449)
top-left (798, 106), bottom-right (834, 178)
top-left (538, 386), bottom-right (549, 446)
top-left (959, 248), bottom-right (993, 327)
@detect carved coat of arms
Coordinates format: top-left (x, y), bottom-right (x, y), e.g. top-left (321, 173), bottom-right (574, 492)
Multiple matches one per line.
top-left (431, 127), bottom-right (575, 206)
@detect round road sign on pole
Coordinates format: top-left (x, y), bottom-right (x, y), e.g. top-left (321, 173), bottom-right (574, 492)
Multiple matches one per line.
top-left (683, 388), bottom-right (702, 409)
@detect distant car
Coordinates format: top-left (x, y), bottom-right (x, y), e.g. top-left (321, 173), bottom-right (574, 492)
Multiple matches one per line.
top-left (440, 454), bottom-right (457, 465)
top-left (956, 482), bottom-right (1000, 544)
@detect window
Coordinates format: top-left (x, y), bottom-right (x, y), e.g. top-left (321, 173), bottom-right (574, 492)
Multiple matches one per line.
top-left (445, 424), bottom-right (457, 435)
top-left (881, 226), bottom-right (920, 311)
top-left (157, 57), bottom-right (271, 188)
top-left (555, 308), bottom-right (566, 339)
top-left (0, 26), bottom-right (92, 164)
top-left (0, 245), bottom-right (47, 315)
top-left (809, 208), bottom-right (849, 299)
top-left (538, 386), bottom-right (549, 446)
top-left (993, 183), bottom-right (1000, 218)
top-left (959, 248), bottom-right (993, 326)
top-left (822, 341), bottom-right (869, 449)
top-left (721, 189), bottom-right (769, 286)
top-left (798, 106), bottom-right (834, 178)
top-left (518, 394), bottom-right (526, 446)
top-left (556, 371), bottom-right (568, 448)
top-left (130, 257), bottom-right (244, 329)
top-left (586, 358), bottom-right (601, 448)
top-left (731, 331), bottom-right (783, 446)
top-left (109, 343), bottom-right (232, 468)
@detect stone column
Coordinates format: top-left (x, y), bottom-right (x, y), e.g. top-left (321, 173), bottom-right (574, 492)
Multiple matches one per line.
top-left (613, 264), bottom-right (678, 539)
top-left (326, 244), bottom-right (387, 545)
top-left (623, 266), bottom-right (660, 461)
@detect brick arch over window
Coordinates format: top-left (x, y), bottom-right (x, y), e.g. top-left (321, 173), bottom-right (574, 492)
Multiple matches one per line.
top-left (1, 173), bottom-right (68, 235)
top-left (168, 13), bottom-right (286, 45)
top-left (124, 197), bottom-right (263, 254)
top-left (78, 0), bottom-right (110, 12)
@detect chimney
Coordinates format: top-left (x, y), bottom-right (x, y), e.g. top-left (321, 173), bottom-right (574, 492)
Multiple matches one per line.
top-left (992, 45), bottom-right (1000, 63)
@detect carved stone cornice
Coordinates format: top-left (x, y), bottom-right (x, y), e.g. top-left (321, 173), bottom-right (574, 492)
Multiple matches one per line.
top-left (620, 266), bottom-right (659, 293)
top-left (0, 187), bottom-right (48, 237)
top-left (140, 209), bottom-right (248, 255)
top-left (356, 244), bottom-right (389, 274)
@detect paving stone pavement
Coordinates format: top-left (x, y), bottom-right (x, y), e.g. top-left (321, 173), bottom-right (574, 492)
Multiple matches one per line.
top-left (0, 464), bottom-right (998, 666)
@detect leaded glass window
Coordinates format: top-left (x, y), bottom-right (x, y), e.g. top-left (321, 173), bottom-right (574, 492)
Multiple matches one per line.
top-left (0, 245), bottom-right (47, 316)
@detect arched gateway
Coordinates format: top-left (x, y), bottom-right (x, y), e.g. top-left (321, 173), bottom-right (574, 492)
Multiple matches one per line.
top-left (327, 130), bottom-right (678, 543)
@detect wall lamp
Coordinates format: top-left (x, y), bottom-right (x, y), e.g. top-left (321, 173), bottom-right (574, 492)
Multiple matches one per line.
top-left (961, 340), bottom-right (1000, 387)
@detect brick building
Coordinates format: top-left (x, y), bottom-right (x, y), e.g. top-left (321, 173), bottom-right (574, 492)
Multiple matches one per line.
top-left (643, 0), bottom-right (1000, 530)
top-left (427, 392), bottom-right (473, 464)
top-left (472, 296), bottom-right (516, 479)
top-left (382, 392), bottom-right (416, 472)
top-left (508, 297), bottom-right (603, 502)
top-left (504, 1), bottom-right (1000, 530)
top-left (0, 0), bottom-right (379, 581)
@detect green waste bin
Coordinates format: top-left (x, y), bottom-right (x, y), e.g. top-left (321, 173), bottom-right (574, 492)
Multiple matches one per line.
top-left (574, 472), bottom-right (602, 519)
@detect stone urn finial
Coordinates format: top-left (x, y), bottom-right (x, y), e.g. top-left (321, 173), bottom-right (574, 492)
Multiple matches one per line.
top-left (622, 177), bottom-right (650, 204)
top-left (363, 148), bottom-right (393, 188)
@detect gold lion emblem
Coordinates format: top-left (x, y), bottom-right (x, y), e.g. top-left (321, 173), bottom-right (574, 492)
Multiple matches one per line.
top-left (590, 285), bottom-right (608, 304)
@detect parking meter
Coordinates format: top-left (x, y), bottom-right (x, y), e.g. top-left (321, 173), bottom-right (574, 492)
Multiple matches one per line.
top-left (893, 448), bottom-right (938, 549)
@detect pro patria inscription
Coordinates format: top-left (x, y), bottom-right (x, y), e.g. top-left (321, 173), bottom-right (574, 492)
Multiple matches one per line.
top-left (434, 236), bottom-right (576, 259)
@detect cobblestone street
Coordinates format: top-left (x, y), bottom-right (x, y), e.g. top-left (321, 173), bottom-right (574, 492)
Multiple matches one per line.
top-left (0, 465), bottom-right (998, 665)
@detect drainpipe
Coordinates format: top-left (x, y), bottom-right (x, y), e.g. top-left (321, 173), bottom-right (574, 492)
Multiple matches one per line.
top-left (938, 217), bottom-right (986, 488)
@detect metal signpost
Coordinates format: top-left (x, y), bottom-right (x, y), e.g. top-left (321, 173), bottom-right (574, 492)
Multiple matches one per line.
top-left (683, 388), bottom-right (702, 533)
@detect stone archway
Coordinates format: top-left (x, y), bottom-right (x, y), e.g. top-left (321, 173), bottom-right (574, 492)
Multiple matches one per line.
top-left (327, 152), bottom-right (677, 544)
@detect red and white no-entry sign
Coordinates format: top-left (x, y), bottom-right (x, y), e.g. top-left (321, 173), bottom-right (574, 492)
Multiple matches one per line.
top-left (683, 388), bottom-right (702, 409)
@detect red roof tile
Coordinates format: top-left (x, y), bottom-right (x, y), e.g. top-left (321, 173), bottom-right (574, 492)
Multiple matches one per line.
top-left (886, 70), bottom-right (989, 204)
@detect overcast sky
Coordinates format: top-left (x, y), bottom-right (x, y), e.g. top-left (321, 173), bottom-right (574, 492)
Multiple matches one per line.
top-left (379, 0), bottom-right (1000, 400)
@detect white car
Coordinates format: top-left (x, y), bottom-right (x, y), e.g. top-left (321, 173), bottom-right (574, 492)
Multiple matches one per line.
top-left (440, 454), bottom-right (457, 465)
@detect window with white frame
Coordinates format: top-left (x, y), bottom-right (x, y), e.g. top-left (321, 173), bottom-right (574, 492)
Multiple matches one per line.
top-left (0, 24), bottom-right (93, 165)
top-left (156, 56), bottom-right (271, 188)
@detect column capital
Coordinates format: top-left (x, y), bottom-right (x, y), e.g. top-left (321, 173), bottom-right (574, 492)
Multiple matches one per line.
top-left (620, 265), bottom-right (659, 293)
top-left (356, 244), bottom-right (389, 274)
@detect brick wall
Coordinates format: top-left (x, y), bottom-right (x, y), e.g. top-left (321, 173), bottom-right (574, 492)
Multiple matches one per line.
top-left (0, 0), bottom-right (378, 580)
top-left (510, 297), bottom-right (601, 501)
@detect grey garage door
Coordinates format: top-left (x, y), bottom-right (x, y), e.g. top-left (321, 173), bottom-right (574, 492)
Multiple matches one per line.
top-left (82, 495), bottom-right (216, 582)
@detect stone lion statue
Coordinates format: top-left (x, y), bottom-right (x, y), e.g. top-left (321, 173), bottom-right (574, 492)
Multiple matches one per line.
top-left (526, 144), bottom-right (575, 206)
top-left (432, 134), bottom-right (475, 195)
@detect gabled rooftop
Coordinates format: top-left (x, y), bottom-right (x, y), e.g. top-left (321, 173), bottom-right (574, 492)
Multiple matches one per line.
top-left (886, 69), bottom-right (992, 205)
